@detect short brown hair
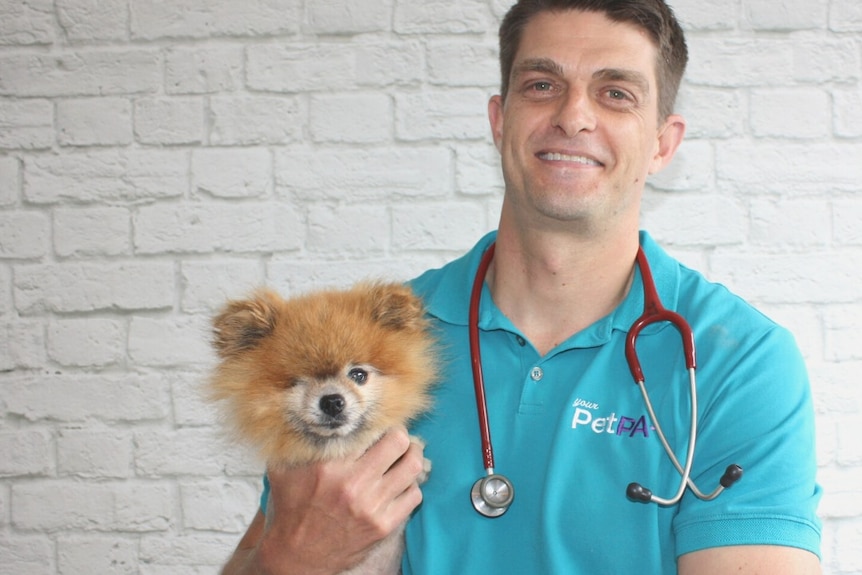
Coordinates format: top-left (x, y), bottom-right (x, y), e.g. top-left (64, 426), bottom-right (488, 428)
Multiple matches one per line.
top-left (498, 0), bottom-right (688, 120)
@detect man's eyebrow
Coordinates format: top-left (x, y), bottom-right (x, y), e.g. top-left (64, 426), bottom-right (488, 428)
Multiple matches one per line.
top-left (511, 57), bottom-right (565, 78)
top-left (593, 68), bottom-right (651, 95)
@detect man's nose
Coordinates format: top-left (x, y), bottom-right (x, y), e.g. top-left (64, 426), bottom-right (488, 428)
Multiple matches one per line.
top-left (551, 88), bottom-right (597, 136)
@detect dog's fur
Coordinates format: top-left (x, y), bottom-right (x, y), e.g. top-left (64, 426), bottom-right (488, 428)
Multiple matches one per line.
top-left (208, 282), bottom-right (436, 574)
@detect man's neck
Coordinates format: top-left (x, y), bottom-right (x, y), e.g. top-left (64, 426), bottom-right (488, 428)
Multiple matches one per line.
top-left (487, 222), bottom-right (639, 356)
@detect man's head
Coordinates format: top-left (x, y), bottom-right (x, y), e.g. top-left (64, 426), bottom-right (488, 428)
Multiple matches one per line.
top-left (498, 0), bottom-right (688, 120)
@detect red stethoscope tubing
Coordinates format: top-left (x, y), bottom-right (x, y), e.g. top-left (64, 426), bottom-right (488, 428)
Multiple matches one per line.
top-left (470, 242), bottom-right (697, 472)
top-left (469, 242), bottom-right (497, 472)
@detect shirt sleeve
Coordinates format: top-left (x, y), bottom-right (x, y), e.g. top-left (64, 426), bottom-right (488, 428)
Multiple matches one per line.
top-left (672, 324), bottom-right (822, 558)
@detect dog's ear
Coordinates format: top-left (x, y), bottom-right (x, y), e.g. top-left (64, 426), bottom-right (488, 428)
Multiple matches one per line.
top-left (368, 283), bottom-right (426, 331)
top-left (212, 289), bottom-right (281, 358)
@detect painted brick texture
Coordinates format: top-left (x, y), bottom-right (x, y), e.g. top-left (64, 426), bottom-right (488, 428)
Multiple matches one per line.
top-left (0, 0), bottom-right (860, 573)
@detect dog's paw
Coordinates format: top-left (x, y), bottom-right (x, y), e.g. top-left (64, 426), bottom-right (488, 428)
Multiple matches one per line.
top-left (409, 435), bottom-right (431, 484)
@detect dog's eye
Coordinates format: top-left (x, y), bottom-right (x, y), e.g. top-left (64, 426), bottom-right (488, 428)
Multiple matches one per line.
top-left (347, 367), bottom-right (368, 385)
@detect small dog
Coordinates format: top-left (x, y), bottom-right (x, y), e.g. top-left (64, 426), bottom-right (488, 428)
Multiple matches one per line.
top-left (208, 282), bottom-right (437, 574)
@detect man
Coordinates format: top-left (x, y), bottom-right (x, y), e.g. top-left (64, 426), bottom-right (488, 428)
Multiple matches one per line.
top-left (222, 1), bottom-right (822, 573)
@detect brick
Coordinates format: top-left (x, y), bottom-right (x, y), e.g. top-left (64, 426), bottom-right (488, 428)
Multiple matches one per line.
top-left (810, 361), bottom-right (860, 416)
top-left (686, 38), bottom-right (792, 88)
top-left (667, 0), bottom-right (735, 30)
top-left (0, 51), bottom-right (160, 97)
top-left (24, 150), bottom-right (187, 204)
top-left (138, 534), bottom-right (239, 568)
top-left (0, 157), bottom-right (19, 206)
top-left (179, 479), bottom-right (259, 532)
top-left (427, 40), bottom-right (499, 88)
top-left (266, 255), bottom-right (446, 294)
top-left (209, 95), bottom-right (303, 145)
top-left (306, 0), bottom-right (393, 34)
top-left (191, 148), bottom-right (272, 199)
top-left (128, 315), bottom-right (213, 367)
top-left (48, 317), bottom-right (126, 367)
top-left (58, 97), bottom-right (133, 147)
top-left (133, 203), bottom-right (302, 254)
top-left (14, 261), bottom-right (174, 313)
top-left (134, 97), bottom-right (204, 145)
top-left (0, 99), bottom-right (53, 150)
top-left (275, 145), bottom-right (452, 202)
top-left (710, 250), bottom-right (862, 305)
top-left (395, 88), bottom-right (491, 141)
top-left (393, 0), bottom-right (493, 34)
top-left (170, 370), bottom-right (219, 427)
top-left (716, 141), bottom-right (862, 193)
top-left (834, 198), bottom-right (862, 245)
top-left (247, 44), bottom-right (356, 93)
top-left (642, 193), bottom-right (746, 247)
top-left (745, 0), bottom-right (828, 30)
top-left (12, 481), bottom-right (115, 531)
top-left (309, 93), bottom-right (392, 144)
top-left (56, 0), bottom-right (129, 42)
top-left (675, 87), bottom-right (744, 138)
top-left (392, 202), bottom-right (488, 251)
top-left (750, 197), bottom-right (831, 247)
top-left (307, 204), bottom-right (389, 254)
top-left (3, 372), bottom-right (171, 422)
top-left (0, 266), bottom-right (10, 316)
top-left (134, 428), bottom-right (238, 477)
top-left (355, 41), bottom-right (425, 88)
top-left (53, 207), bottom-right (131, 258)
top-left (164, 46), bottom-right (243, 95)
top-left (112, 482), bottom-right (173, 532)
top-left (749, 88), bottom-right (830, 139)
top-left (793, 38), bottom-right (860, 84)
top-left (0, 430), bottom-right (52, 477)
top-left (454, 143), bottom-right (504, 196)
top-left (646, 139), bottom-right (715, 192)
top-left (0, 0), bottom-right (54, 45)
top-left (834, 519), bottom-right (862, 571)
top-left (130, 0), bottom-right (301, 40)
top-left (181, 259), bottom-right (262, 313)
top-left (57, 537), bottom-right (137, 575)
top-left (833, 87), bottom-right (862, 138)
top-left (57, 430), bottom-right (132, 478)
top-left (0, 211), bottom-right (49, 259)
top-left (823, 305), bottom-right (862, 362)
top-left (830, 0), bottom-right (862, 32)
top-left (0, 320), bottom-right (47, 370)
top-left (0, 535), bottom-right (53, 575)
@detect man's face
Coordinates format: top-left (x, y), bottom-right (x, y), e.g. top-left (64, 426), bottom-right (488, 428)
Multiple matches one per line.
top-left (489, 9), bottom-right (683, 232)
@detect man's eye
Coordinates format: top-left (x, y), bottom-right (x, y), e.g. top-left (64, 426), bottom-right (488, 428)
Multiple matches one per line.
top-left (532, 81), bottom-right (553, 91)
top-left (347, 368), bottom-right (368, 385)
top-left (607, 89), bottom-right (629, 100)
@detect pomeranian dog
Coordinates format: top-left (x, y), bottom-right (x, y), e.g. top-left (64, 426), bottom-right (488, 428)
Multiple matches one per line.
top-left (208, 281), bottom-right (437, 574)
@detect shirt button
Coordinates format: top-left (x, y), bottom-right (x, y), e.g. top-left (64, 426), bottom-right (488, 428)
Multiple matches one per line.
top-left (515, 335), bottom-right (526, 347)
top-left (530, 367), bottom-right (544, 381)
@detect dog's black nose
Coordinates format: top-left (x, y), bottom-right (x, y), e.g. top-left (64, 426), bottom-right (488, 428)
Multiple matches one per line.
top-left (319, 394), bottom-right (346, 417)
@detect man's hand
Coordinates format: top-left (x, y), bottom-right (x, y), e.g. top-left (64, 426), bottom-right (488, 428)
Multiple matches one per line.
top-left (221, 426), bottom-right (426, 575)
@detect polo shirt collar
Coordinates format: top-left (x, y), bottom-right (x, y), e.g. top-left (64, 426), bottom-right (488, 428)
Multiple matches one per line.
top-left (419, 230), bottom-right (682, 349)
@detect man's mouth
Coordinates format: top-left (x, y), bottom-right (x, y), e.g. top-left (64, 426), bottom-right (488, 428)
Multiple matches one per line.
top-left (537, 152), bottom-right (602, 166)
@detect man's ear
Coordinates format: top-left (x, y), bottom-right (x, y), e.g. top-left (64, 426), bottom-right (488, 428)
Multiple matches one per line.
top-left (648, 114), bottom-right (686, 175)
top-left (488, 95), bottom-right (505, 152)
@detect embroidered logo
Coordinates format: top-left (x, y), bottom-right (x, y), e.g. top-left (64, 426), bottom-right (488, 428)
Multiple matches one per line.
top-left (570, 397), bottom-right (654, 438)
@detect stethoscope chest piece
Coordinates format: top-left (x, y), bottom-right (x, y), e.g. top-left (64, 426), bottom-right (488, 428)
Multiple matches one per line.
top-left (471, 473), bottom-right (515, 518)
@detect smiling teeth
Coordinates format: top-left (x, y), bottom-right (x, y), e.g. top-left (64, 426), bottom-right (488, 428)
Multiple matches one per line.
top-left (540, 153), bottom-right (600, 165)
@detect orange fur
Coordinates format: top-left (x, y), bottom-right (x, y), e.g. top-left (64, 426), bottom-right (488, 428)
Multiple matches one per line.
top-left (208, 282), bottom-right (437, 467)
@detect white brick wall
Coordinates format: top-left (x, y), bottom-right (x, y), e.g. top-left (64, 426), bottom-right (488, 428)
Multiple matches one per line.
top-left (0, 0), bottom-right (860, 573)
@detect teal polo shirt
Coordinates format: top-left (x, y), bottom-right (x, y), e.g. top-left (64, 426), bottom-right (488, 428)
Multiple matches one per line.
top-left (400, 230), bottom-right (821, 574)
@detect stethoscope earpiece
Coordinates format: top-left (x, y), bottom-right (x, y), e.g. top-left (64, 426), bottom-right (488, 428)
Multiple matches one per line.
top-left (471, 473), bottom-right (515, 518)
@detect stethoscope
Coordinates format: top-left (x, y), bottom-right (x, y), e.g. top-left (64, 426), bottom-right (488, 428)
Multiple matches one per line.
top-left (468, 242), bottom-right (743, 518)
